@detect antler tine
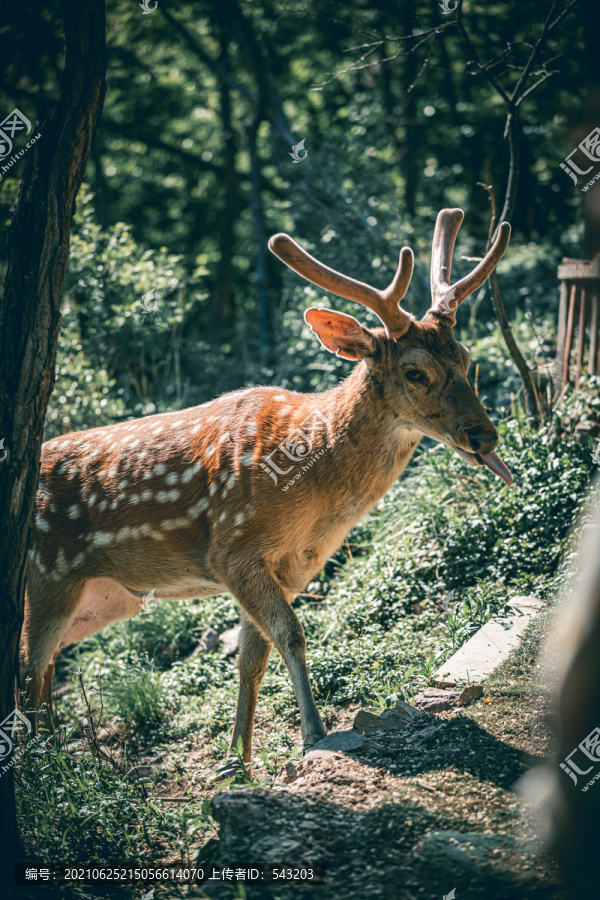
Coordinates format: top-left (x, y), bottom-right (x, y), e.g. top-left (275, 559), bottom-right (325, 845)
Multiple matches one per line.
top-left (428, 208), bottom-right (511, 324)
top-left (268, 234), bottom-right (415, 338)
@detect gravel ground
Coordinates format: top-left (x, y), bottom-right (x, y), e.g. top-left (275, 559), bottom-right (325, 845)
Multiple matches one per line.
top-left (174, 603), bottom-right (572, 900)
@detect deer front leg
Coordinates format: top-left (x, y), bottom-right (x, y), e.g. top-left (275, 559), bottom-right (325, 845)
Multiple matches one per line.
top-left (230, 612), bottom-right (272, 762)
top-left (227, 566), bottom-right (326, 752)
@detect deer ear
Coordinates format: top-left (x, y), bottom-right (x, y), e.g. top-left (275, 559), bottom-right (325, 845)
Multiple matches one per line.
top-left (305, 308), bottom-right (377, 361)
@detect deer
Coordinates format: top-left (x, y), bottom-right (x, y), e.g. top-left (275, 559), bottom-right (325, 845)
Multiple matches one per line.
top-left (21, 207), bottom-right (512, 762)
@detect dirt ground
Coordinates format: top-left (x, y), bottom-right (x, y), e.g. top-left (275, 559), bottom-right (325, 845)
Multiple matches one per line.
top-left (154, 603), bottom-right (573, 900)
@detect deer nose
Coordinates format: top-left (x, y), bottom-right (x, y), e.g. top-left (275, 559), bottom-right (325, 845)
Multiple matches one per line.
top-left (465, 425), bottom-right (497, 454)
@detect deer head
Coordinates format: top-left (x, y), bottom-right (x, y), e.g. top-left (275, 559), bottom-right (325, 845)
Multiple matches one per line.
top-left (269, 207), bottom-right (513, 484)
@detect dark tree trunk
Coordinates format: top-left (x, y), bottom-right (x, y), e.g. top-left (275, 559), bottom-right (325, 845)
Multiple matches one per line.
top-left (582, 0), bottom-right (600, 258)
top-left (0, 0), bottom-right (105, 874)
top-left (212, 29), bottom-right (238, 330)
top-left (400, 0), bottom-right (419, 217)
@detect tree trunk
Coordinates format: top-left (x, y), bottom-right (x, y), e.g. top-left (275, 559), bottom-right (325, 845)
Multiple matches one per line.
top-left (0, 0), bottom-right (105, 874)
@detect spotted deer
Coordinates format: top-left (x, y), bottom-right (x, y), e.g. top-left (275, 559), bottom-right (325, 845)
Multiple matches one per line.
top-left (22, 208), bottom-right (512, 759)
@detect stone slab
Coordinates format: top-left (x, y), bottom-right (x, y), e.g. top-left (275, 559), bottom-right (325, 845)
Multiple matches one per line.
top-left (434, 595), bottom-right (545, 687)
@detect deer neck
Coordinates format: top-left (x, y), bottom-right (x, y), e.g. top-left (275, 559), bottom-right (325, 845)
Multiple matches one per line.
top-left (317, 361), bottom-right (422, 511)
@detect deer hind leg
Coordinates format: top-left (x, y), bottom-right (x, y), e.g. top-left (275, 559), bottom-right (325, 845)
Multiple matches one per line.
top-left (226, 565), bottom-right (326, 753)
top-left (230, 611), bottom-right (273, 762)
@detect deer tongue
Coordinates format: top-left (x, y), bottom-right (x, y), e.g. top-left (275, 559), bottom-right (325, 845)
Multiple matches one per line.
top-left (477, 451), bottom-right (513, 485)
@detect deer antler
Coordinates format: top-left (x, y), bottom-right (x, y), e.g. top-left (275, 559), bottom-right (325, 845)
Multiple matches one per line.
top-left (268, 234), bottom-right (415, 338)
top-left (428, 208), bottom-right (511, 324)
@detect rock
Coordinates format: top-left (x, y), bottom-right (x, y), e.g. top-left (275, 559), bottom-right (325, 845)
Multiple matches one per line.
top-left (412, 684), bottom-right (483, 711)
top-left (186, 627), bottom-right (221, 659)
top-left (390, 698), bottom-right (428, 720)
top-left (219, 624), bottom-right (242, 656)
top-left (307, 730), bottom-right (365, 754)
top-left (414, 688), bottom-right (461, 712)
top-left (304, 749), bottom-right (341, 759)
top-left (353, 710), bottom-right (383, 732)
top-left (284, 762), bottom-right (298, 783)
top-left (406, 723), bottom-right (445, 745)
top-left (458, 684), bottom-right (484, 705)
top-left (202, 627), bottom-right (220, 652)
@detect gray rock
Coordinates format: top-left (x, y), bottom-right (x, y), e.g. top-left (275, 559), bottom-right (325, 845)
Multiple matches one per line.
top-left (219, 624), bottom-right (242, 656)
top-left (307, 730), bottom-right (365, 753)
top-left (186, 627), bottom-right (220, 658)
top-left (413, 688), bottom-right (461, 712)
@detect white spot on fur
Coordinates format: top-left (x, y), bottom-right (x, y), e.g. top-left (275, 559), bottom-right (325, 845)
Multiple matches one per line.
top-left (67, 505), bottom-right (81, 520)
top-left (141, 490), bottom-right (153, 501)
top-left (156, 489), bottom-right (181, 502)
top-left (188, 498), bottom-right (209, 518)
top-left (234, 512), bottom-right (245, 526)
top-left (93, 532), bottom-right (115, 547)
top-left (118, 480), bottom-right (128, 490)
top-left (129, 495), bottom-right (140, 505)
top-left (35, 515), bottom-right (50, 532)
top-left (162, 517), bottom-right (189, 530)
top-left (209, 481), bottom-right (218, 496)
top-left (242, 452), bottom-right (253, 466)
top-left (205, 443), bottom-right (215, 457)
top-left (247, 422), bottom-right (257, 435)
top-left (181, 462), bottom-right (200, 483)
top-left (154, 464), bottom-right (166, 476)
top-left (165, 472), bottom-right (179, 485)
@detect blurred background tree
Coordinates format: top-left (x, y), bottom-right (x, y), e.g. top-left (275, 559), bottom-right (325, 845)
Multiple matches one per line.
top-left (0, 0), bottom-right (589, 425)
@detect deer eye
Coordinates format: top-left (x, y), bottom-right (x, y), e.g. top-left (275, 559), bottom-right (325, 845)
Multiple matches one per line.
top-left (405, 368), bottom-right (426, 383)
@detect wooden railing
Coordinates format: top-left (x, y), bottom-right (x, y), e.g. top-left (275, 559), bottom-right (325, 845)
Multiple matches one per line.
top-left (556, 258), bottom-right (600, 386)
